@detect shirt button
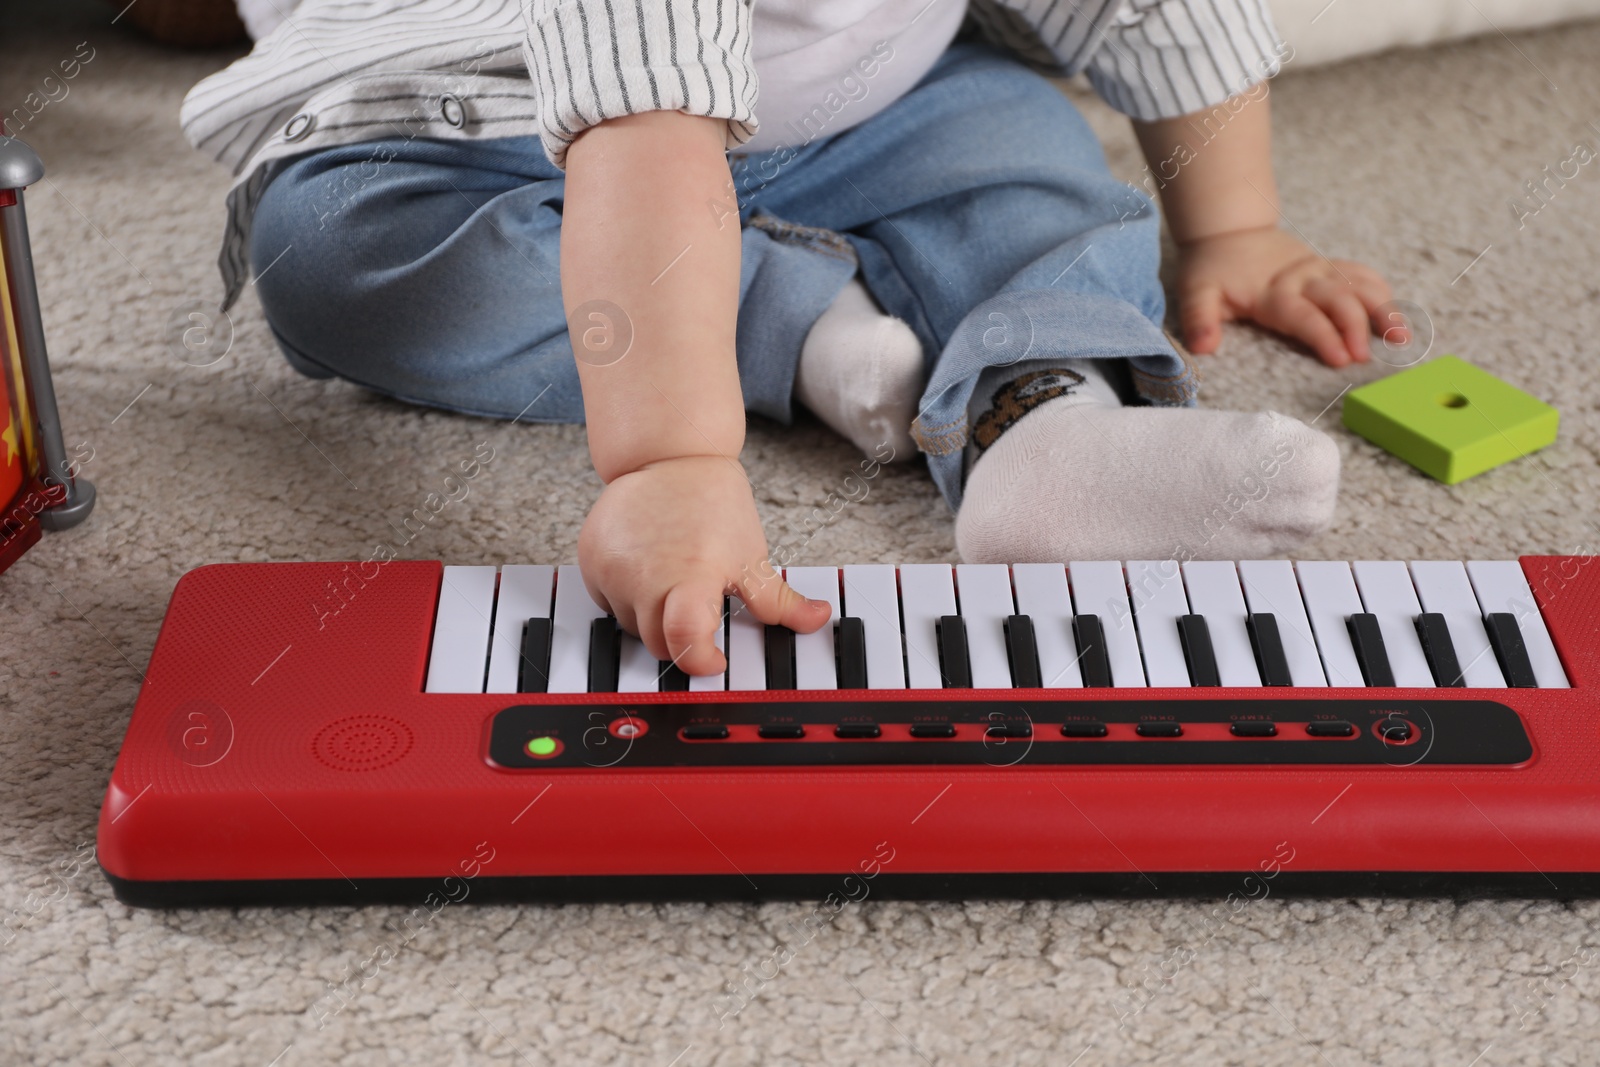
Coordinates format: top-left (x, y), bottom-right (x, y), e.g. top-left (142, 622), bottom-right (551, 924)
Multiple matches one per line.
top-left (283, 112), bottom-right (315, 141)
top-left (439, 94), bottom-right (467, 129)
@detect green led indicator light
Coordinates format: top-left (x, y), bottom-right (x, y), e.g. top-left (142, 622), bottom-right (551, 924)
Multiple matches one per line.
top-left (527, 736), bottom-right (558, 757)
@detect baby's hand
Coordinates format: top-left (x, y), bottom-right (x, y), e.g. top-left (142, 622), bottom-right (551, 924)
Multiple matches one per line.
top-left (577, 455), bottom-right (831, 676)
top-left (1176, 226), bottom-right (1403, 368)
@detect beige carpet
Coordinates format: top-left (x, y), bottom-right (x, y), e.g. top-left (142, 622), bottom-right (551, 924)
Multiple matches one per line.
top-left (5, 3), bottom-right (1600, 1065)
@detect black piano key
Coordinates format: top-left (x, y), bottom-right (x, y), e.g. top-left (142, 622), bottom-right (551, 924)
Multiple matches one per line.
top-left (659, 662), bottom-right (690, 691)
top-left (1416, 612), bottom-right (1465, 687)
top-left (835, 617), bottom-right (868, 689)
top-left (1346, 613), bottom-right (1395, 687)
top-left (765, 625), bottom-right (796, 691)
top-left (1177, 614), bottom-right (1221, 688)
top-left (1004, 614), bottom-right (1043, 689)
top-left (1073, 615), bottom-right (1112, 688)
top-left (1246, 613), bottom-right (1294, 688)
top-left (587, 617), bottom-right (621, 693)
top-left (1484, 613), bottom-right (1538, 688)
top-left (936, 614), bottom-right (973, 689)
top-left (517, 617), bottom-right (552, 693)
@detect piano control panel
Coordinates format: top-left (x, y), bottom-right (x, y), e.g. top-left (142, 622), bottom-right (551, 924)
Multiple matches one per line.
top-left (486, 699), bottom-right (1534, 768)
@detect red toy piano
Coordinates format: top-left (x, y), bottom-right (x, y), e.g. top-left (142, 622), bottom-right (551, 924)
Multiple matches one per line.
top-left (0, 131), bottom-right (95, 572)
top-left (98, 553), bottom-right (1600, 906)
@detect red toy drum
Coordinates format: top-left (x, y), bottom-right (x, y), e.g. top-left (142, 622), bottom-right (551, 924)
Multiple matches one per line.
top-left (0, 131), bottom-right (95, 573)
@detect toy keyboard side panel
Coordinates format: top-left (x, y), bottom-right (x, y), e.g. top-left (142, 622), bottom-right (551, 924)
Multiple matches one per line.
top-left (97, 560), bottom-right (445, 880)
top-left (1522, 556), bottom-right (1600, 686)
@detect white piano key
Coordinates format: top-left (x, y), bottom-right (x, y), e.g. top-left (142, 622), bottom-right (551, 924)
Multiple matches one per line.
top-left (1125, 560), bottom-right (1190, 687)
top-left (1466, 560), bottom-right (1569, 688)
top-left (1295, 561), bottom-right (1366, 688)
top-left (424, 565), bottom-right (497, 693)
top-left (689, 603), bottom-right (727, 691)
top-left (842, 565), bottom-right (905, 689)
top-left (900, 564), bottom-right (957, 690)
top-left (785, 567), bottom-right (841, 690)
top-left (484, 565), bottom-right (554, 693)
top-left (618, 633), bottom-right (660, 693)
top-left (1068, 561), bottom-right (1145, 688)
top-left (1012, 564), bottom-right (1081, 688)
top-left (1411, 560), bottom-right (1506, 688)
top-left (1238, 560), bottom-right (1326, 687)
top-left (1182, 561), bottom-right (1261, 687)
top-left (1351, 560), bottom-right (1435, 688)
top-left (727, 595), bottom-right (767, 692)
top-left (955, 564), bottom-right (1016, 689)
top-left (549, 564), bottom-right (608, 694)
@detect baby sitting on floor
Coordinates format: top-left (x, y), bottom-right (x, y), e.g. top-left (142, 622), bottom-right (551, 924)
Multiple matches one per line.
top-left (183, 0), bottom-right (1401, 673)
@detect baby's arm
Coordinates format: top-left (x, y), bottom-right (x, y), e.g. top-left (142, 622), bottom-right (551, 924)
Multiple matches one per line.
top-left (1133, 88), bottom-right (1402, 367)
top-left (563, 111), bottom-right (829, 674)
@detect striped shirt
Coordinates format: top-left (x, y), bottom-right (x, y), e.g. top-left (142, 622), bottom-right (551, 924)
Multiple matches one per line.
top-left (183, 0), bottom-right (1283, 308)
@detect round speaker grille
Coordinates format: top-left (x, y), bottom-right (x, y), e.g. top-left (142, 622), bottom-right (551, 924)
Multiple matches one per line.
top-left (312, 715), bottom-right (414, 771)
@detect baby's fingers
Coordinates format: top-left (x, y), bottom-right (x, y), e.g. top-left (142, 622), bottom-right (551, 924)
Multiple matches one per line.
top-left (1357, 282), bottom-right (1415, 352)
top-left (736, 562), bottom-right (832, 635)
top-left (1305, 278), bottom-right (1376, 364)
top-left (658, 579), bottom-right (730, 676)
top-left (1179, 282), bottom-right (1230, 354)
top-left (1259, 287), bottom-right (1355, 368)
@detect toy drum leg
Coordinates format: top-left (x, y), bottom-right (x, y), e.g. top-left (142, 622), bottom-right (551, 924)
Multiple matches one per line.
top-left (0, 135), bottom-right (96, 549)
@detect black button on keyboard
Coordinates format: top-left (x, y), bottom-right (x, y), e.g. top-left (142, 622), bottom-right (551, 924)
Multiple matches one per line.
top-left (1378, 719), bottom-right (1413, 742)
top-left (1246, 613), bottom-right (1293, 687)
top-left (985, 722), bottom-right (1032, 739)
top-left (1061, 722), bottom-right (1109, 738)
top-left (764, 625), bottom-right (796, 691)
top-left (758, 724), bottom-right (805, 739)
top-left (1230, 721), bottom-right (1278, 737)
top-left (835, 617), bottom-right (868, 689)
top-left (517, 617), bottom-right (553, 694)
top-left (1073, 615), bottom-right (1113, 688)
top-left (1178, 615), bottom-right (1220, 687)
top-left (658, 662), bottom-right (690, 691)
top-left (910, 723), bottom-right (956, 739)
top-left (1416, 612), bottom-right (1465, 687)
top-left (937, 615), bottom-right (973, 689)
top-left (1136, 722), bottom-right (1183, 738)
top-left (1484, 612), bottom-right (1538, 688)
top-left (1347, 613), bottom-right (1395, 687)
top-left (835, 723), bottom-right (881, 739)
top-left (587, 617), bottom-right (621, 693)
top-left (1004, 614), bottom-right (1043, 688)
top-left (681, 724), bottom-right (729, 740)
top-left (1305, 720), bottom-right (1355, 737)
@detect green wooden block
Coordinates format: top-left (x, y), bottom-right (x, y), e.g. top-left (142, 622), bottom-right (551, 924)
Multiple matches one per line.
top-left (1341, 355), bottom-right (1558, 484)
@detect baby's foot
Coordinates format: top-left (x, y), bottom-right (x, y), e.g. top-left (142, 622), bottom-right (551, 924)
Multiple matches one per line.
top-left (795, 277), bottom-right (922, 462)
top-left (956, 370), bottom-right (1340, 562)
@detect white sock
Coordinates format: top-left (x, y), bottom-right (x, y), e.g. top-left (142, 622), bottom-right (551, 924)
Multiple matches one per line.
top-left (795, 277), bottom-right (923, 463)
top-left (956, 361), bottom-right (1340, 562)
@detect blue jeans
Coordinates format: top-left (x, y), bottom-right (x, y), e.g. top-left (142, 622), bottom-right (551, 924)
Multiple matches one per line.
top-left (250, 40), bottom-right (1193, 509)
